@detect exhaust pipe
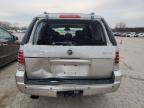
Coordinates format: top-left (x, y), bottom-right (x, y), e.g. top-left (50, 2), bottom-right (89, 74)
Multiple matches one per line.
top-left (30, 95), bottom-right (39, 99)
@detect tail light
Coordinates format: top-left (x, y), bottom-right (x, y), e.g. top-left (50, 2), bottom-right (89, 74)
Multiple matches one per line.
top-left (18, 51), bottom-right (25, 64)
top-left (113, 49), bottom-right (119, 71)
top-left (18, 50), bottom-right (25, 71)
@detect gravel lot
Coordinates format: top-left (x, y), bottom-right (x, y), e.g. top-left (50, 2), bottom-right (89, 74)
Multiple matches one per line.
top-left (0, 37), bottom-right (144, 108)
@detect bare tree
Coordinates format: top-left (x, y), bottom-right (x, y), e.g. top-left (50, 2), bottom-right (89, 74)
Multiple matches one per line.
top-left (0, 21), bottom-right (12, 29)
top-left (115, 22), bottom-right (126, 29)
top-left (115, 22), bottom-right (126, 32)
top-left (21, 26), bottom-right (27, 30)
top-left (12, 23), bottom-right (20, 30)
top-left (0, 21), bottom-right (27, 31)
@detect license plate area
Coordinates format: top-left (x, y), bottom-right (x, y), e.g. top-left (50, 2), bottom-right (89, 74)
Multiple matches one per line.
top-left (57, 90), bottom-right (83, 96)
top-left (51, 65), bottom-right (89, 77)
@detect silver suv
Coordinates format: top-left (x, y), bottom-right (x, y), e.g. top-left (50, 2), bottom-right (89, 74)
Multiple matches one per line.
top-left (16, 13), bottom-right (122, 97)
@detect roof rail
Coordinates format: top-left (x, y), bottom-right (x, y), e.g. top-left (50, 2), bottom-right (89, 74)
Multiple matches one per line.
top-left (43, 12), bottom-right (49, 20)
top-left (91, 12), bottom-right (95, 20)
top-left (45, 14), bottom-right (49, 20)
top-left (43, 12), bottom-right (48, 14)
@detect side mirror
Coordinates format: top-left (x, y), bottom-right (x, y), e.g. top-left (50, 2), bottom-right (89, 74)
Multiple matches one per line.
top-left (13, 36), bottom-right (18, 40)
top-left (15, 36), bottom-right (18, 40)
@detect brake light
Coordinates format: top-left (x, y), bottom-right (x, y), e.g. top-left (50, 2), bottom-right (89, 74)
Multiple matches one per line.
top-left (18, 50), bottom-right (25, 65)
top-left (113, 49), bottom-right (119, 71)
top-left (59, 15), bottom-right (81, 19)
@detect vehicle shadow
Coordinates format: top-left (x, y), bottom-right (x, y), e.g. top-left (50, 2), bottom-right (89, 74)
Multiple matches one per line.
top-left (0, 61), bottom-right (17, 72)
top-left (37, 95), bottom-right (108, 108)
top-left (16, 94), bottom-right (110, 108)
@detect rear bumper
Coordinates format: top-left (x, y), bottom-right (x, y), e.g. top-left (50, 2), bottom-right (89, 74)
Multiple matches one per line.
top-left (16, 71), bottom-right (122, 97)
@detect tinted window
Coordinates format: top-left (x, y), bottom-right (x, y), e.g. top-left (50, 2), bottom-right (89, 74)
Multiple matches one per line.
top-left (33, 20), bottom-right (107, 46)
top-left (0, 28), bottom-right (12, 40)
top-left (102, 19), bottom-right (117, 45)
top-left (21, 17), bottom-right (37, 45)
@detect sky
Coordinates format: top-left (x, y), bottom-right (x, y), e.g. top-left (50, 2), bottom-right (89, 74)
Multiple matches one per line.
top-left (0, 0), bottom-right (144, 28)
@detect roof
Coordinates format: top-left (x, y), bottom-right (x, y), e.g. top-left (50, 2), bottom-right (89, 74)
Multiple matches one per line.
top-left (36, 13), bottom-right (102, 20)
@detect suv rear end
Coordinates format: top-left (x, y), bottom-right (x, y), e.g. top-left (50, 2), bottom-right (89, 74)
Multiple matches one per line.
top-left (16, 13), bottom-right (122, 97)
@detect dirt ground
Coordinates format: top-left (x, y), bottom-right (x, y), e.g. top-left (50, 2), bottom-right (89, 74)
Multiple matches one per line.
top-left (0, 37), bottom-right (144, 108)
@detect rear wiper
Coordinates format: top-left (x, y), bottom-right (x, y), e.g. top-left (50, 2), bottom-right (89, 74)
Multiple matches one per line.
top-left (53, 42), bottom-right (75, 46)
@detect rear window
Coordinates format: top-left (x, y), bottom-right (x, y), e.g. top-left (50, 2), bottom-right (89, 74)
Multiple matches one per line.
top-left (33, 20), bottom-right (107, 46)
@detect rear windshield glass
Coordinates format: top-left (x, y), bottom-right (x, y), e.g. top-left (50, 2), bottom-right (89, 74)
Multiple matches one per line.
top-left (33, 20), bottom-right (107, 46)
